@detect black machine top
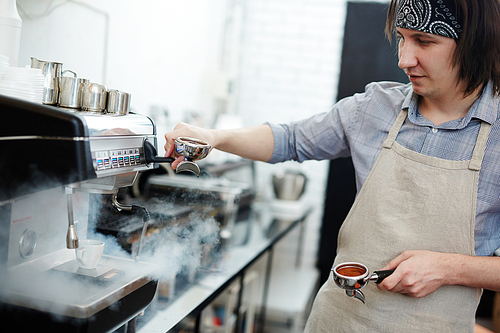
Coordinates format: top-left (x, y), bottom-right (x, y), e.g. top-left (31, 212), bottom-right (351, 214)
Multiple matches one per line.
top-left (0, 95), bottom-right (156, 201)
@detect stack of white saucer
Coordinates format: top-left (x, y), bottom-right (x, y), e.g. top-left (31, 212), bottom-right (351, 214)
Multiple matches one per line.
top-left (0, 66), bottom-right (44, 103)
top-left (0, 54), bottom-right (9, 79)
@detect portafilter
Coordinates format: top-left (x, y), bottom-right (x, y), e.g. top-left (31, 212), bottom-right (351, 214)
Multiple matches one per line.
top-left (332, 262), bottom-right (394, 304)
top-left (143, 137), bottom-right (211, 177)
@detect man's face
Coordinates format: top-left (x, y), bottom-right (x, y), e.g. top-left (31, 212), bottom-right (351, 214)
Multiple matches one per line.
top-left (396, 28), bottom-right (461, 100)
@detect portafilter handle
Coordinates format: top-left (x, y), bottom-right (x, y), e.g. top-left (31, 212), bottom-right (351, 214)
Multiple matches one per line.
top-left (143, 140), bottom-right (175, 164)
top-left (369, 269), bottom-right (395, 284)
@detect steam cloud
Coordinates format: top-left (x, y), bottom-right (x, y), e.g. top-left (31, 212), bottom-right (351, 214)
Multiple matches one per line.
top-left (88, 194), bottom-right (222, 280)
top-left (0, 183), bottom-right (222, 323)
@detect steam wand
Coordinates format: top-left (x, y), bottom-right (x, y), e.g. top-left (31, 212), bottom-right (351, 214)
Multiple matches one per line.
top-left (111, 193), bottom-right (150, 261)
top-left (65, 187), bottom-right (79, 249)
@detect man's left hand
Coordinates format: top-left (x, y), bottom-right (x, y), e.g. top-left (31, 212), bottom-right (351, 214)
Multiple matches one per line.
top-left (376, 250), bottom-right (453, 298)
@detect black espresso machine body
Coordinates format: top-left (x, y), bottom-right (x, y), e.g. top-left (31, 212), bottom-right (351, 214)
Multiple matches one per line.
top-left (0, 95), bottom-right (161, 201)
top-left (0, 95), bottom-right (161, 332)
top-left (0, 96), bottom-right (94, 201)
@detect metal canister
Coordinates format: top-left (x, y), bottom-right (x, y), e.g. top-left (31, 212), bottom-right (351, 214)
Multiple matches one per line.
top-left (59, 70), bottom-right (89, 109)
top-left (81, 82), bottom-right (108, 112)
top-left (107, 90), bottom-right (131, 115)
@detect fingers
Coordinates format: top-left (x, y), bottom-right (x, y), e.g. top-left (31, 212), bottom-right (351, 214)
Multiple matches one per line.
top-left (376, 250), bottom-right (445, 298)
top-left (375, 253), bottom-right (409, 292)
top-left (164, 134), bottom-right (175, 157)
top-left (376, 267), bottom-right (402, 292)
top-left (163, 130), bottom-right (184, 170)
top-left (163, 122), bottom-right (214, 170)
top-left (163, 122), bottom-right (201, 159)
top-left (376, 268), bottom-right (423, 297)
top-left (170, 156), bottom-right (185, 170)
top-left (378, 279), bottom-right (432, 298)
top-left (163, 123), bottom-right (189, 158)
top-left (380, 251), bottom-right (412, 271)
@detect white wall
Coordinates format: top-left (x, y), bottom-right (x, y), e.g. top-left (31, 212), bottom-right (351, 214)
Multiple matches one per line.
top-left (17, 0), bottom-right (228, 140)
top-left (235, 0), bottom-right (347, 269)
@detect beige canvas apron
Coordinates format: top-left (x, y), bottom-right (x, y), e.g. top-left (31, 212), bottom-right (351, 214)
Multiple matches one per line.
top-left (305, 110), bottom-right (491, 332)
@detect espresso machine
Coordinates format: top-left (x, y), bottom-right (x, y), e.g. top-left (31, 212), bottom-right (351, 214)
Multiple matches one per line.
top-left (0, 94), bottom-right (203, 332)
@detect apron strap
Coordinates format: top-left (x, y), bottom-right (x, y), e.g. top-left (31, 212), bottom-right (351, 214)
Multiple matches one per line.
top-left (468, 121), bottom-right (492, 171)
top-left (383, 110), bottom-right (408, 149)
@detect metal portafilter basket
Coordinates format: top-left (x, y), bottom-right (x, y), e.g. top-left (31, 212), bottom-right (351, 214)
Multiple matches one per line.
top-left (174, 137), bottom-right (210, 175)
top-left (332, 262), bottom-right (394, 304)
top-left (143, 137), bottom-right (211, 177)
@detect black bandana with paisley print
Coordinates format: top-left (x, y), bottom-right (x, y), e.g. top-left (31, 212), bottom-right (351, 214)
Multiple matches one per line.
top-left (396, 0), bottom-right (463, 39)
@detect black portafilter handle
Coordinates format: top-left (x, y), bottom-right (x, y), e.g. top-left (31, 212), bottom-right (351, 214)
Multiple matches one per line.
top-left (373, 269), bottom-right (395, 284)
top-left (143, 140), bottom-right (175, 164)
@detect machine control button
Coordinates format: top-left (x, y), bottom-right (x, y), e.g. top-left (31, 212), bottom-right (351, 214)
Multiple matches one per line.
top-left (94, 148), bottom-right (144, 170)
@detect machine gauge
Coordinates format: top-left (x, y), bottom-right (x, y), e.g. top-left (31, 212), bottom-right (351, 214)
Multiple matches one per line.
top-left (19, 229), bottom-right (37, 258)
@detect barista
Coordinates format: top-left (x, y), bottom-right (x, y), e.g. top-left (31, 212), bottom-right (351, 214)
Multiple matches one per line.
top-left (164, 0), bottom-right (500, 331)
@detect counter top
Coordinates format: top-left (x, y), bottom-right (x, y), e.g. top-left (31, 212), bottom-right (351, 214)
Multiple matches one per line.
top-left (136, 203), bottom-right (312, 333)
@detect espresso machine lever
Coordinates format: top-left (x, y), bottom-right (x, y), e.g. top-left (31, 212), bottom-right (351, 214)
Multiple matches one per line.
top-left (65, 186), bottom-right (79, 249)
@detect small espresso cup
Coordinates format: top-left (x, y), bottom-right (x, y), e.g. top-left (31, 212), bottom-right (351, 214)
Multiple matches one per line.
top-left (75, 239), bottom-right (104, 270)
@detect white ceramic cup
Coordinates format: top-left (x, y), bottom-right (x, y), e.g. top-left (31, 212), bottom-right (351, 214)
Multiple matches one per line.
top-left (75, 239), bottom-right (104, 269)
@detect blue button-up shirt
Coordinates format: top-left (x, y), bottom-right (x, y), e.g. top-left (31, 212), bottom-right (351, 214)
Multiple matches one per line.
top-left (269, 81), bottom-right (500, 256)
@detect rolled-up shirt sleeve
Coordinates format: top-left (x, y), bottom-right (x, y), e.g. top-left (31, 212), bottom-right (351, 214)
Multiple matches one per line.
top-left (266, 94), bottom-right (358, 164)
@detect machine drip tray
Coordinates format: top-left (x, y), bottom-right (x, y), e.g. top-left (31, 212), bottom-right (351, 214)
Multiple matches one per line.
top-left (53, 260), bottom-right (124, 282)
top-left (2, 255), bottom-right (157, 319)
top-left (1, 254), bottom-right (158, 332)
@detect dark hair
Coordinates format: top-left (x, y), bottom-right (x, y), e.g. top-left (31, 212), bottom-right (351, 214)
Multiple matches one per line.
top-left (386, 0), bottom-right (500, 97)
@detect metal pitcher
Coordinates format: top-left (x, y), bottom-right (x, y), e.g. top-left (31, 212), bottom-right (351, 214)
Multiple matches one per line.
top-left (30, 57), bottom-right (63, 105)
top-left (81, 82), bottom-right (108, 113)
top-left (59, 70), bottom-right (89, 109)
